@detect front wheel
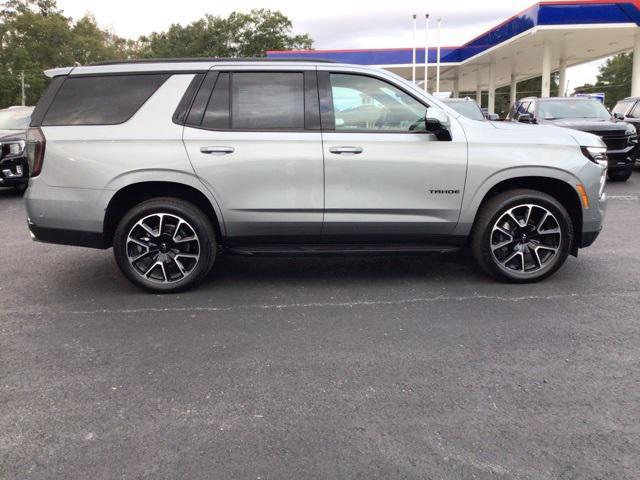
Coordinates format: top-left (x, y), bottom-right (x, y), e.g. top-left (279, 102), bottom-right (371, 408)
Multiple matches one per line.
top-left (113, 197), bottom-right (216, 293)
top-left (471, 189), bottom-right (573, 283)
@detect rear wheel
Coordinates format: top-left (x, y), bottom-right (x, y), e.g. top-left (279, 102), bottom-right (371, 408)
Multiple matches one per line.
top-left (113, 197), bottom-right (216, 292)
top-left (471, 189), bottom-right (573, 283)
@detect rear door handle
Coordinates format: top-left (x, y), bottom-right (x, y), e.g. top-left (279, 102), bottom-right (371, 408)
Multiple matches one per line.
top-left (329, 146), bottom-right (363, 155)
top-left (200, 146), bottom-right (235, 155)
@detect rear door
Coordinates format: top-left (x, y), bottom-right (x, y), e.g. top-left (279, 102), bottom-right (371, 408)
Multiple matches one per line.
top-left (318, 68), bottom-right (467, 239)
top-left (182, 66), bottom-right (323, 240)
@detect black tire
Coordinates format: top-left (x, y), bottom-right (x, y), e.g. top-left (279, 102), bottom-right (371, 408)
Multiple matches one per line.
top-left (607, 169), bottom-right (632, 182)
top-left (13, 183), bottom-right (27, 195)
top-left (471, 189), bottom-right (573, 283)
top-left (113, 197), bottom-right (216, 293)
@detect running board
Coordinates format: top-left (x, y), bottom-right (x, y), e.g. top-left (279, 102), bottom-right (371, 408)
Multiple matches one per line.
top-left (224, 244), bottom-right (462, 256)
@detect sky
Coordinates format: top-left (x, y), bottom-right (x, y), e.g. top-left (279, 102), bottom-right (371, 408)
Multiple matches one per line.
top-left (57, 0), bottom-right (605, 90)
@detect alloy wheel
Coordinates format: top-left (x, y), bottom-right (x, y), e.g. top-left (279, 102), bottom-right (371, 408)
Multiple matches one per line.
top-left (490, 203), bottom-right (562, 275)
top-left (126, 213), bottom-right (201, 284)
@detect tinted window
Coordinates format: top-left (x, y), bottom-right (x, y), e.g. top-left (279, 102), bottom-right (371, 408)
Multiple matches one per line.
top-left (202, 73), bottom-right (230, 129)
top-left (42, 74), bottom-right (169, 126)
top-left (629, 102), bottom-right (640, 119)
top-left (517, 102), bottom-right (530, 116)
top-left (231, 72), bottom-right (304, 130)
top-left (329, 74), bottom-right (426, 132)
top-left (613, 100), bottom-right (633, 117)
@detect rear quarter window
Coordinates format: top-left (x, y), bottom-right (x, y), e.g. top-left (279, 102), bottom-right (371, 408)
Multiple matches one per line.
top-left (41, 74), bottom-right (170, 126)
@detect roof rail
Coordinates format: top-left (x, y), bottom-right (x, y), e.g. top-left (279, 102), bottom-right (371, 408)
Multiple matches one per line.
top-left (90, 57), bottom-right (338, 66)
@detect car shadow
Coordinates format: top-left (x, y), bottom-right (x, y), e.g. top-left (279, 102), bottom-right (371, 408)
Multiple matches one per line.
top-left (0, 186), bottom-right (25, 198)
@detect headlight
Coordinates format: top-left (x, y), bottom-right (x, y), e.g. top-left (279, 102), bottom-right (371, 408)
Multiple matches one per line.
top-left (1, 140), bottom-right (26, 156)
top-left (581, 146), bottom-right (608, 169)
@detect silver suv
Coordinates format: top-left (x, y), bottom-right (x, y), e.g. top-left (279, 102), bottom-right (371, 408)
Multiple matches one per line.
top-left (25, 59), bottom-right (608, 292)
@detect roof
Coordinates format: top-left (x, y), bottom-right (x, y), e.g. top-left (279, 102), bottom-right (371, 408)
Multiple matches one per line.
top-left (90, 57), bottom-right (338, 66)
top-left (45, 58), bottom-right (339, 78)
top-left (520, 96), bottom-right (597, 101)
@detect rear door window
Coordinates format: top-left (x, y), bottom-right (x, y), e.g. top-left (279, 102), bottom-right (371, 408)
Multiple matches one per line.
top-left (42, 74), bottom-right (170, 126)
top-left (231, 72), bottom-right (305, 130)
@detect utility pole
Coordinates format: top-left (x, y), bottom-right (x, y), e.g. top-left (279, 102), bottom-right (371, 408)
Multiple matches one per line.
top-left (20, 71), bottom-right (25, 106)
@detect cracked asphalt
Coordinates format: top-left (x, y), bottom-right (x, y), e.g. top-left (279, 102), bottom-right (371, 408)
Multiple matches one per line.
top-left (1, 173), bottom-right (639, 479)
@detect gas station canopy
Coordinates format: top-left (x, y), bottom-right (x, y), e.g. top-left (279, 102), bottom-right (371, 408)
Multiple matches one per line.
top-left (267, 1), bottom-right (640, 113)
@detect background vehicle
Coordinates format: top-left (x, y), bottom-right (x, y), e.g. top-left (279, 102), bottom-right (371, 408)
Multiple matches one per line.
top-left (25, 59), bottom-right (607, 292)
top-left (0, 106), bottom-right (34, 192)
top-left (507, 97), bottom-right (637, 181)
top-left (480, 107), bottom-right (501, 121)
top-left (612, 97), bottom-right (640, 165)
top-left (441, 98), bottom-right (486, 121)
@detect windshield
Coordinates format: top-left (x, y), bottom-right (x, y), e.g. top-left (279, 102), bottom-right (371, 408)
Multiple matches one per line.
top-left (443, 100), bottom-right (485, 121)
top-left (0, 109), bottom-right (32, 130)
top-left (538, 100), bottom-right (610, 120)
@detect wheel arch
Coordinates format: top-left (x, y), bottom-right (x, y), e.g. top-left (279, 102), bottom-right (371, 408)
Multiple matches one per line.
top-left (469, 176), bottom-right (583, 252)
top-left (103, 181), bottom-right (224, 248)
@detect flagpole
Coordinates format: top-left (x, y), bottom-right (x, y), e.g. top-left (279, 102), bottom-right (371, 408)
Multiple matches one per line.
top-left (424, 14), bottom-right (429, 92)
top-left (436, 18), bottom-right (442, 93)
top-left (412, 14), bottom-right (417, 84)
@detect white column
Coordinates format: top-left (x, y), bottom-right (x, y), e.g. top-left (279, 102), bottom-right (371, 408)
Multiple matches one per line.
top-left (510, 73), bottom-right (517, 105)
top-left (632, 33), bottom-right (640, 97)
top-left (541, 40), bottom-right (551, 98)
top-left (488, 62), bottom-right (496, 114)
top-left (558, 58), bottom-right (567, 96)
top-left (476, 87), bottom-right (482, 106)
top-left (452, 76), bottom-right (460, 98)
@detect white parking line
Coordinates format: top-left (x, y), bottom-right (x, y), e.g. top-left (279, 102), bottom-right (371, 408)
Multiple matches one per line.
top-left (607, 195), bottom-right (639, 201)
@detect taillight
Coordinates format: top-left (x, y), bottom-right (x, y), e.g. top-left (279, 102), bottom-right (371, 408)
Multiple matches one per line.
top-left (26, 127), bottom-right (46, 177)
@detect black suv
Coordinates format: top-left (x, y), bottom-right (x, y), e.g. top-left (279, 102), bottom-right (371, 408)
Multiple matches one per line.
top-left (0, 106), bottom-right (33, 191)
top-left (507, 97), bottom-right (637, 181)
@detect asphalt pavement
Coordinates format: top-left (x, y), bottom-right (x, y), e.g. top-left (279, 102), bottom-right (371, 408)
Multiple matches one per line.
top-left (1, 174), bottom-right (639, 479)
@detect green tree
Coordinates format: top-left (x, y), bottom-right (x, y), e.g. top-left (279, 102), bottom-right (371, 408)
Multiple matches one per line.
top-left (0, 0), bottom-right (126, 106)
top-left (137, 9), bottom-right (313, 59)
top-left (574, 52), bottom-right (631, 109)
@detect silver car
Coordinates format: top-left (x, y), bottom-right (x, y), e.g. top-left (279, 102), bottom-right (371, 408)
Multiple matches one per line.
top-left (25, 59), bottom-right (607, 292)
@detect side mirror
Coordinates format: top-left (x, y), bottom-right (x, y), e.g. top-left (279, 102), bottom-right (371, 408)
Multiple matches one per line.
top-left (486, 113), bottom-right (500, 121)
top-left (518, 113), bottom-right (533, 124)
top-left (613, 112), bottom-right (624, 120)
top-left (424, 107), bottom-right (451, 140)
top-left (425, 107), bottom-right (450, 130)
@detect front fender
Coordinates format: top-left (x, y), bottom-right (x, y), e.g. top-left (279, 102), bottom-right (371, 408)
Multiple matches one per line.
top-left (453, 165), bottom-right (582, 236)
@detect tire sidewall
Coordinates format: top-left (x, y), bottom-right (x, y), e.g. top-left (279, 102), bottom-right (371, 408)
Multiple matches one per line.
top-left (477, 192), bottom-right (573, 283)
top-left (113, 199), bottom-right (215, 293)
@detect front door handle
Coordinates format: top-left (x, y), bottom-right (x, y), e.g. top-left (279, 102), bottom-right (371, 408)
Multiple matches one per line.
top-left (200, 146), bottom-right (235, 155)
top-left (329, 146), bottom-right (363, 155)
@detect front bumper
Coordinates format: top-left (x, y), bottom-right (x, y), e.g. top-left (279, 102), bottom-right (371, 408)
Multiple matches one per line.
top-left (0, 156), bottom-right (28, 186)
top-left (606, 144), bottom-right (636, 172)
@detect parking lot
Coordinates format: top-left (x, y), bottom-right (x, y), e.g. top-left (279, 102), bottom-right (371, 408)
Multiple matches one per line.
top-left (0, 174), bottom-right (639, 479)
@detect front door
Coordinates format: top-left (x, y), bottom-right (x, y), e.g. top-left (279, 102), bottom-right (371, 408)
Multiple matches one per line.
top-left (183, 68), bottom-right (324, 241)
top-left (318, 70), bottom-right (467, 240)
